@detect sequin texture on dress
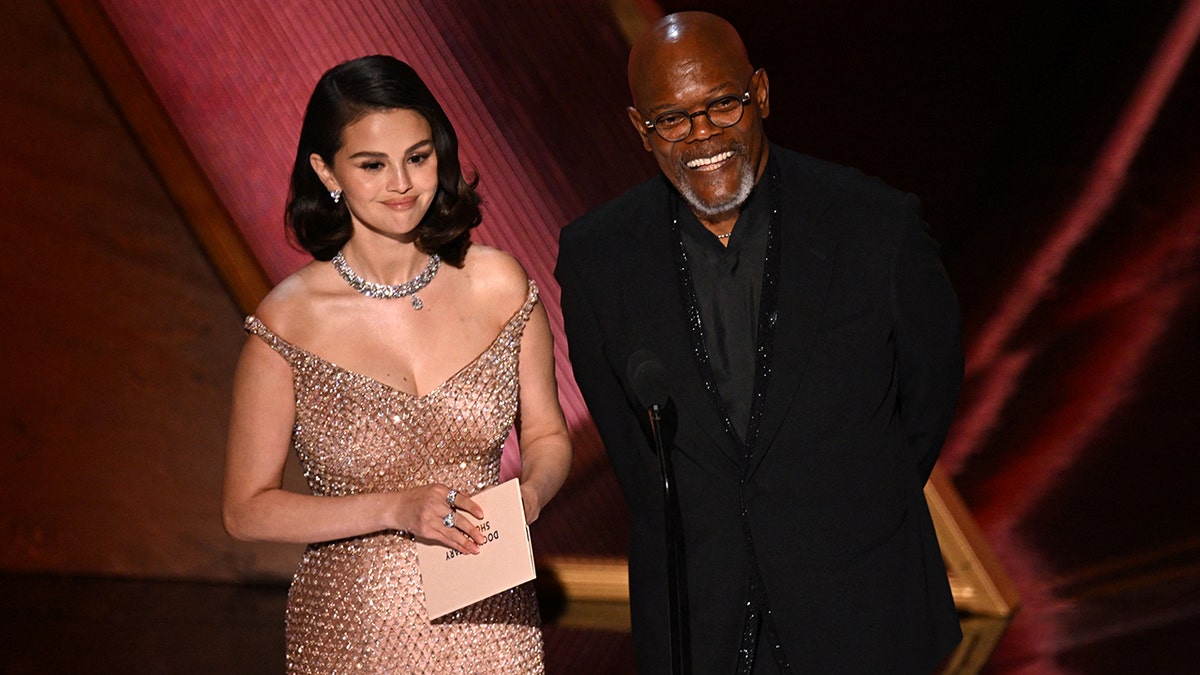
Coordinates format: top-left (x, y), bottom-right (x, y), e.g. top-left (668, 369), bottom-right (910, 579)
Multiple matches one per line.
top-left (244, 280), bottom-right (544, 674)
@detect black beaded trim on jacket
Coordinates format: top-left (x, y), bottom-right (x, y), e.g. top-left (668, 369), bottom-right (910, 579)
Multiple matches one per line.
top-left (668, 159), bottom-right (782, 459)
top-left (668, 157), bottom-right (792, 673)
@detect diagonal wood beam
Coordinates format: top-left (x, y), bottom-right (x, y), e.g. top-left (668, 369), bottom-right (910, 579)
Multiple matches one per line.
top-left (50, 0), bottom-right (271, 315)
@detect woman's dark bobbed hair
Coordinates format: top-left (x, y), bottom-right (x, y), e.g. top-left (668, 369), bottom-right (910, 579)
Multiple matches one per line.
top-left (286, 55), bottom-right (481, 265)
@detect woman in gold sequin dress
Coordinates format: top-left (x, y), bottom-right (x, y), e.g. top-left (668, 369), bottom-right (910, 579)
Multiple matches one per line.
top-left (222, 55), bottom-right (572, 673)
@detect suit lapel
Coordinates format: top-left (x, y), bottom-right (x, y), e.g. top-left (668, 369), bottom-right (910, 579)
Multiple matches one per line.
top-left (749, 158), bottom-right (838, 475)
top-left (623, 180), bottom-right (743, 464)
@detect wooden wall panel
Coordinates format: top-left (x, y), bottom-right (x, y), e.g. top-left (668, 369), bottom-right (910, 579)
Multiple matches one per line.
top-left (0, 0), bottom-right (304, 581)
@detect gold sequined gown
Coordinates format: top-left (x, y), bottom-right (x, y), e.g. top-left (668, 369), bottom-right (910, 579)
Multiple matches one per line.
top-left (244, 281), bottom-right (544, 674)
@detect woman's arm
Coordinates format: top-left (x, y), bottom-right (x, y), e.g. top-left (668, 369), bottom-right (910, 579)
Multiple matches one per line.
top-left (221, 334), bottom-right (484, 553)
top-left (513, 301), bottom-right (573, 524)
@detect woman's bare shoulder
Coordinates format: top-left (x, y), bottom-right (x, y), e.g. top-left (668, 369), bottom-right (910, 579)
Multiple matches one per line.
top-left (463, 245), bottom-right (529, 294)
top-left (455, 245), bottom-right (531, 325)
top-left (251, 261), bottom-right (334, 334)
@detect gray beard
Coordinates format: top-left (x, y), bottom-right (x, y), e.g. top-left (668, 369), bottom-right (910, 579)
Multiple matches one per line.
top-left (678, 161), bottom-right (756, 220)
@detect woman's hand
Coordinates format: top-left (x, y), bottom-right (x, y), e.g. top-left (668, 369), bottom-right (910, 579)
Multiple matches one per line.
top-left (392, 484), bottom-right (487, 554)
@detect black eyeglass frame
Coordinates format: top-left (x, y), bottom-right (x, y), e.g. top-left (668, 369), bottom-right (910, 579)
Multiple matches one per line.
top-left (640, 71), bottom-right (760, 143)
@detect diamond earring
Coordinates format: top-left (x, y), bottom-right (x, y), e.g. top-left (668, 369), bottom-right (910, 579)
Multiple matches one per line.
top-left (330, 189), bottom-right (342, 204)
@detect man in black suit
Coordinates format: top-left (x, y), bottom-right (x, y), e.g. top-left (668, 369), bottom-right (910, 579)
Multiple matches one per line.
top-left (556, 11), bottom-right (963, 673)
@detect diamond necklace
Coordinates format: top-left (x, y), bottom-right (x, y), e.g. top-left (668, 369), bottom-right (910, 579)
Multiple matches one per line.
top-left (331, 249), bottom-right (440, 310)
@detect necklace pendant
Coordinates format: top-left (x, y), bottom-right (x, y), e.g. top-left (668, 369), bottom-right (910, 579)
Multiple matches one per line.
top-left (411, 295), bottom-right (423, 310)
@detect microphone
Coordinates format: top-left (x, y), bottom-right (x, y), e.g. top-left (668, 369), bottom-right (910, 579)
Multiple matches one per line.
top-left (628, 348), bottom-right (671, 409)
top-left (626, 349), bottom-right (684, 675)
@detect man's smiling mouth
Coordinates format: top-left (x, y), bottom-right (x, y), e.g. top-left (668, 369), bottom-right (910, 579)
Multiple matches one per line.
top-left (686, 150), bottom-right (735, 170)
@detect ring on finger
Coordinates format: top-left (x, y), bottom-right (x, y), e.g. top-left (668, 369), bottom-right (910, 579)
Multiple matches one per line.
top-left (442, 511), bottom-right (456, 529)
top-left (446, 489), bottom-right (458, 508)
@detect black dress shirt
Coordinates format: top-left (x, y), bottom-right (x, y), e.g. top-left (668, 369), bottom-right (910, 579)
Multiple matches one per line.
top-left (677, 183), bottom-right (771, 442)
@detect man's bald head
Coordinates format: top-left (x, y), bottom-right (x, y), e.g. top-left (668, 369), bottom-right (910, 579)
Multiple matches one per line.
top-left (628, 12), bottom-right (753, 110)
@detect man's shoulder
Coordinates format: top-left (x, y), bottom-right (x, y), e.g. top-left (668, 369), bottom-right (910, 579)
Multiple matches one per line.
top-left (774, 145), bottom-right (908, 205)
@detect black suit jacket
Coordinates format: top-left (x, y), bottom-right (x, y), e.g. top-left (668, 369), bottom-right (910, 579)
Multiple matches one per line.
top-left (556, 146), bottom-right (963, 673)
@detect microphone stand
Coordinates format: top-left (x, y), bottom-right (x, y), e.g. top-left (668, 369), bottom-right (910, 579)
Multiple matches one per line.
top-left (647, 402), bottom-right (683, 675)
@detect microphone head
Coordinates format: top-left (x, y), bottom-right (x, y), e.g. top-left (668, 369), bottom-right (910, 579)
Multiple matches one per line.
top-left (627, 349), bottom-right (671, 409)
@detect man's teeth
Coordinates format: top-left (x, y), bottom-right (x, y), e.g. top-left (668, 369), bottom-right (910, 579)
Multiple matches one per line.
top-left (686, 151), bottom-right (734, 169)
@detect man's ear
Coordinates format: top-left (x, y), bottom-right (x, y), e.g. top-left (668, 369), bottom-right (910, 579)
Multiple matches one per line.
top-left (626, 106), bottom-right (654, 152)
top-left (309, 153), bottom-right (339, 193)
top-left (753, 69), bottom-right (770, 120)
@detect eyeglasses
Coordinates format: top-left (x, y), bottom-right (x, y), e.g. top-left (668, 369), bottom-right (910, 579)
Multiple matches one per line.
top-left (641, 72), bottom-right (758, 143)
